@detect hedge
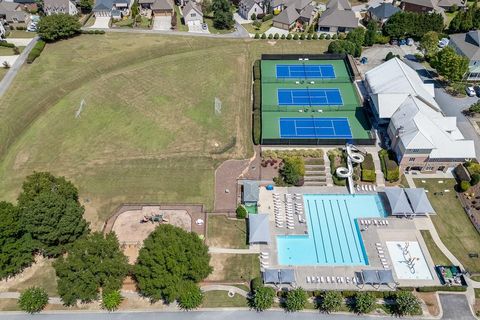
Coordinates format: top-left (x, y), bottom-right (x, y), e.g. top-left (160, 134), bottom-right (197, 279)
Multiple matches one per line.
top-left (361, 153), bottom-right (376, 182)
top-left (26, 40), bottom-right (46, 64)
top-left (0, 42), bottom-right (15, 48)
top-left (253, 60), bottom-right (261, 81)
top-left (80, 29), bottom-right (106, 34)
top-left (329, 153), bottom-right (347, 186)
top-left (416, 286), bottom-right (467, 292)
top-left (378, 149), bottom-right (399, 182)
top-left (253, 109), bottom-right (261, 145)
top-left (253, 80), bottom-right (261, 111)
top-left (262, 14), bottom-right (273, 22)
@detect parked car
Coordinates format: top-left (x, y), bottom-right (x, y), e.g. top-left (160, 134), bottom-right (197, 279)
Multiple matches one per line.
top-left (399, 39), bottom-right (407, 46)
top-left (407, 38), bottom-right (414, 46)
top-left (438, 38), bottom-right (449, 48)
top-left (466, 86), bottom-right (476, 97)
top-left (474, 86), bottom-right (480, 97)
top-left (390, 39), bottom-right (398, 46)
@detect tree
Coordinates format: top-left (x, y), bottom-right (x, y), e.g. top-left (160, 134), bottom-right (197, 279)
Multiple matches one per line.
top-left (236, 205), bottom-right (247, 219)
top-left (0, 201), bottom-right (35, 279)
top-left (346, 27), bottom-right (365, 48)
top-left (364, 20), bottom-right (377, 46)
top-left (469, 100), bottom-right (480, 114)
top-left (78, 0), bottom-right (94, 12)
top-left (319, 291), bottom-right (343, 313)
top-left (251, 286), bottom-right (275, 311)
top-left (284, 288), bottom-right (307, 312)
top-left (460, 180), bottom-right (471, 192)
top-left (54, 232), bottom-right (129, 306)
top-left (385, 51), bottom-right (399, 61)
top-left (18, 172), bottom-right (89, 257)
top-left (201, 0), bottom-right (212, 14)
top-left (419, 31), bottom-right (439, 59)
top-left (431, 46), bottom-right (469, 82)
top-left (383, 12), bottom-right (443, 39)
top-left (37, 14), bottom-right (81, 42)
top-left (211, 0), bottom-right (233, 30)
top-left (395, 291), bottom-right (421, 316)
top-left (101, 290), bottom-right (123, 311)
top-left (18, 287), bottom-right (49, 314)
top-left (177, 282), bottom-right (204, 310)
top-left (280, 156), bottom-right (305, 186)
top-left (327, 40), bottom-right (358, 57)
top-left (130, 0), bottom-right (139, 18)
top-left (134, 224), bottom-right (212, 303)
top-left (354, 292), bottom-right (376, 314)
top-left (251, 13), bottom-right (257, 20)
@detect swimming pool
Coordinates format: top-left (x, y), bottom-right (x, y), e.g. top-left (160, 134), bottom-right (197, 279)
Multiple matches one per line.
top-left (277, 194), bottom-right (387, 266)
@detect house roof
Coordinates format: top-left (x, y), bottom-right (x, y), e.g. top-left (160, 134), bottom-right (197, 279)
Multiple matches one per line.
top-left (384, 187), bottom-right (414, 215)
top-left (0, 1), bottom-right (21, 13)
top-left (94, 0), bottom-right (114, 11)
top-left (239, 0), bottom-right (258, 11)
top-left (248, 214), bottom-right (270, 244)
top-left (438, 0), bottom-right (465, 7)
top-left (368, 2), bottom-right (400, 20)
top-left (326, 0), bottom-right (352, 10)
top-left (284, 0), bottom-right (311, 10)
top-left (365, 57), bottom-right (440, 119)
top-left (182, 1), bottom-right (202, 16)
top-left (390, 95), bottom-right (475, 159)
top-left (243, 181), bottom-right (259, 202)
top-left (44, 0), bottom-right (70, 9)
top-left (273, 4), bottom-right (299, 24)
top-left (263, 269), bottom-right (295, 284)
top-left (401, 0), bottom-right (436, 8)
top-left (299, 3), bottom-right (315, 19)
top-left (317, 7), bottom-right (358, 28)
top-left (450, 31), bottom-right (480, 61)
top-left (151, 0), bottom-right (172, 10)
top-left (404, 188), bottom-right (435, 214)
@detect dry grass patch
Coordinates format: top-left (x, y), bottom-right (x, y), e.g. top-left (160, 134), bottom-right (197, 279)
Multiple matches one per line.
top-left (207, 215), bottom-right (247, 249)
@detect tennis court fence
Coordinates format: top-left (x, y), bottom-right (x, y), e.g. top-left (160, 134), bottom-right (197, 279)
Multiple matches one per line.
top-left (261, 76), bottom-right (353, 84)
top-left (261, 137), bottom-right (376, 145)
top-left (261, 104), bottom-right (360, 112)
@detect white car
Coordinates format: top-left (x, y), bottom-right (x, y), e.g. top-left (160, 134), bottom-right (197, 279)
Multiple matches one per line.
top-left (438, 38), bottom-right (449, 48)
top-left (466, 86), bottom-right (476, 97)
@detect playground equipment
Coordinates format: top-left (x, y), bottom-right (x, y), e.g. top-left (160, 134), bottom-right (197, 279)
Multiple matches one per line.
top-left (141, 214), bottom-right (169, 224)
top-left (398, 242), bottom-right (419, 274)
top-left (335, 144), bottom-right (365, 194)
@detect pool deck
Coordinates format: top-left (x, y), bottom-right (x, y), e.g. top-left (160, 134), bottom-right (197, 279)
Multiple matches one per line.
top-left (257, 186), bottom-right (441, 290)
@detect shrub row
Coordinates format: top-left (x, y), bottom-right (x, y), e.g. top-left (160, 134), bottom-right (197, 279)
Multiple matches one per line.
top-left (253, 81), bottom-right (260, 111)
top-left (253, 109), bottom-right (261, 145)
top-left (253, 60), bottom-right (261, 81)
top-left (0, 42), bottom-right (15, 48)
top-left (254, 33), bottom-right (336, 40)
top-left (263, 149), bottom-right (323, 159)
top-left (416, 286), bottom-right (467, 292)
top-left (361, 153), bottom-right (376, 182)
top-left (378, 149), bottom-right (399, 182)
top-left (26, 40), bottom-right (46, 64)
top-left (80, 30), bottom-right (106, 35)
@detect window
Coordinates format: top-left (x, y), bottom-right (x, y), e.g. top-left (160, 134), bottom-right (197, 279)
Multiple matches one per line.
top-left (409, 158), bottom-right (415, 162)
top-left (191, 13), bottom-right (196, 17)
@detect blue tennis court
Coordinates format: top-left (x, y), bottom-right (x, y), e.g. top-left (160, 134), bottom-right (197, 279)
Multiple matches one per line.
top-left (277, 88), bottom-right (343, 106)
top-left (276, 64), bottom-right (336, 79)
top-left (279, 118), bottom-right (352, 138)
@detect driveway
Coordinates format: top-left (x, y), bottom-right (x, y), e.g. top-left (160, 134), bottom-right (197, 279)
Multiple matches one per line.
top-left (187, 21), bottom-right (209, 33)
top-left (439, 294), bottom-right (475, 319)
top-left (153, 16), bottom-right (172, 31)
top-left (89, 16), bottom-right (110, 29)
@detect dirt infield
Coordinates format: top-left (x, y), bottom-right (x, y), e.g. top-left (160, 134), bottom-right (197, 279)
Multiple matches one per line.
top-left (106, 204), bottom-right (206, 264)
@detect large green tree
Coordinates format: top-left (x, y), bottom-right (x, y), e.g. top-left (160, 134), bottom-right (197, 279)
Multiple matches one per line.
top-left (211, 0), bottom-right (233, 29)
top-left (18, 172), bottom-right (89, 257)
top-left (54, 232), bottom-right (128, 306)
top-left (327, 40), bottom-right (359, 57)
top-left (431, 46), bottom-right (469, 82)
top-left (37, 14), bottom-right (81, 42)
top-left (419, 31), bottom-right (439, 59)
top-left (319, 291), bottom-right (343, 313)
top-left (0, 201), bottom-right (35, 279)
top-left (78, 0), bottom-right (94, 12)
top-left (134, 224), bottom-right (212, 303)
top-left (251, 286), bottom-right (275, 311)
top-left (383, 12), bottom-right (443, 39)
top-left (364, 20), bottom-right (378, 47)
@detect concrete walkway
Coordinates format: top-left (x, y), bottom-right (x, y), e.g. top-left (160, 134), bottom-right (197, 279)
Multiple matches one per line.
top-left (200, 285), bottom-right (249, 297)
top-left (0, 36), bottom-right (38, 99)
top-left (208, 247), bottom-right (260, 254)
top-left (0, 292), bottom-right (62, 304)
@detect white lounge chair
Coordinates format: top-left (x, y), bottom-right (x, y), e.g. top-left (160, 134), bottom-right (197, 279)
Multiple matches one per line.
top-left (373, 185), bottom-right (377, 191)
top-left (361, 185), bottom-right (365, 191)
top-left (346, 277), bottom-right (350, 284)
top-left (378, 254), bottom-right (385, 258)
top-left (331, 277), bottom-right (336, 283)
top-left (380, 258), bottom-right (387, 263)
top-left (320, 276), bottom-right (324, 283)
top-left (385, 220), bottom-right (389, 225)
top-left (306, 276), bottom-right (311, 283)
top-left (340, 277), bottom-right (344, 283)
top-left (326, 276), bottom-right (330, 283)
top-left (287, 226), bottom-right (294, 229)
top-left (352, 277), bottom-right (357, 284)
top-left (378, 249), bottom-right (384, 254)
top-left (375, 242), bottom-right (382, 247)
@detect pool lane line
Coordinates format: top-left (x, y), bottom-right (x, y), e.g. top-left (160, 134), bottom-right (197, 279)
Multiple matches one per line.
top-left (336, 200), bottom-right (354, 263)
top-left (321, 200), bottom-right (337, 263)
top-left (343, 199), bottom-right (363, 264)
top-left (307, 200), bottom-right (321, 263)
top-left (313, 199), bottom-right (328, 263)
top-left (328, 200), bottom-right (345, 262)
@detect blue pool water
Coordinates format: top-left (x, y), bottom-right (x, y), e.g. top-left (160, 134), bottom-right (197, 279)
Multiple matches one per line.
top-left (277, 194), bottom-right (387, 266)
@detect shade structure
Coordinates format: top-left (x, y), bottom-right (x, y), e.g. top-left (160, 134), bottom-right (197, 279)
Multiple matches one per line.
top-left (361, 269), bottom-right (396, 288)
top-left (243, 181), bottom-right (259, 203)
top-left (263, 269), bottom-right (296, 284)
top-left (404, 188), bottom-right (435, 215)
top-left (249, 214), bottom-right (270, 244)
top-left (384, 187), bottom-right (414, 215)
top-left (361, 270), bottom-right (379, 285)
top-left (378, 270), bottom-right (395, 285)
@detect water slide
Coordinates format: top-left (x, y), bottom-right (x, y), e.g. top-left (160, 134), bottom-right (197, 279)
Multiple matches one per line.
top-left (335, 144), bottom-right (365, 194)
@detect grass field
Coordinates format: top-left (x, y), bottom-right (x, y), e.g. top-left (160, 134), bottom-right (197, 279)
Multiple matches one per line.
top-left (243, 21), bottom-right (273, 34)
top-left (0, 33), bottom-right (331, 230)
top-left (207, 215), bottom-right (248, 249)
top-left (415, 179), bottom-right (480, 273)
top-left (420, 230), bottom-right (452, 266)
top-left (6, 30), bottom-right (36, 38)
top-left (0, 68), bottom-right (7, 81)
top-left (207, 253), bottom-right (260, 282)
top-left (201, 291), bottom-right (248, 308)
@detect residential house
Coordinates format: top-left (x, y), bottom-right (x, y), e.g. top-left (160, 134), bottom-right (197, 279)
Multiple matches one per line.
top-left (44, 0), bottom-right (78, 15)
top-left (365, 58), bottom-right (475, 172)
top-left (317, 0), bottom-right (358, 33)
top-left (93, 0), bottom-right (129, 19)
top-left (238, 0), bottom-right (263, 20)
top-left (139, 0), bottom-right (173, 16)
top-left (437, 0), bottom-right (465, 10)
top-left (399, 0), bottom-right (452, 13)
top-left (182, 1), bottom-right (202, 25)
top-left (0, 1), bottom-right (28, 23)
top-left (449, 30), bottom-right (480, 81)
top-left (272, 0), bottom-right (316, 31)
top-left (366, 2), bottom-right (400, 25)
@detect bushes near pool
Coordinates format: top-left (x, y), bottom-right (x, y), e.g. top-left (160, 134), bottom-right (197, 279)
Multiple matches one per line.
top-left (361, 153), bottom-right (376, 182)
top-left (378, 149), bottom-right (399, 182)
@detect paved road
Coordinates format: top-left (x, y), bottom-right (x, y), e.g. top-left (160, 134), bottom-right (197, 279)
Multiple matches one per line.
top-left (440, 294), bottom-right (475, 320)
top-left (0, 36), bottom-right (38, 99)
top-left (0, 311), bottom-right (398, 320)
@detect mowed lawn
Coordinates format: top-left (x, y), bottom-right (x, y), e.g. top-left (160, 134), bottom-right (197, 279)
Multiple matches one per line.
top-left (0, 33), bottom-right (330, 229)
top-left (415, 179), bottom-right (480, 273)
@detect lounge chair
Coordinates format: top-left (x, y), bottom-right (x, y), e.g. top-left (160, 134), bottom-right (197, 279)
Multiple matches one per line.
top-left (320, 276), bottom-right (324, 283)
top-left (331, 277), bottom-right (336, 283)
top-left (346, 277), bottom-right (350, 284)
top-left (375, 242), bottom-right (382, 247)
top-left (316, 276), bottom-right (321, 283)
top-left (380, 258), bottom-right (387, 263)
top-left (356, 185), bottom-right (360, 191)
top-left (373, 185), bottom-right (377, 191)
top-left (306, 276), bottom-right (311, 283)
top-left (378, 249), bottom-right (384, 254)
top-left (326, 276), bottom-right (330, 283)
top-left (352, 277), bottom-right (357, 284)
top-left (340, 277), bottom-right (344, 283)
top-left (287, 226), bottom-right (294, 229)
top-left (385, 220), bottom-right (389, 225)
top-left (361, 185), bottom-right (365, 191)
top-left (378, 254), bottom-right (385, 258)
